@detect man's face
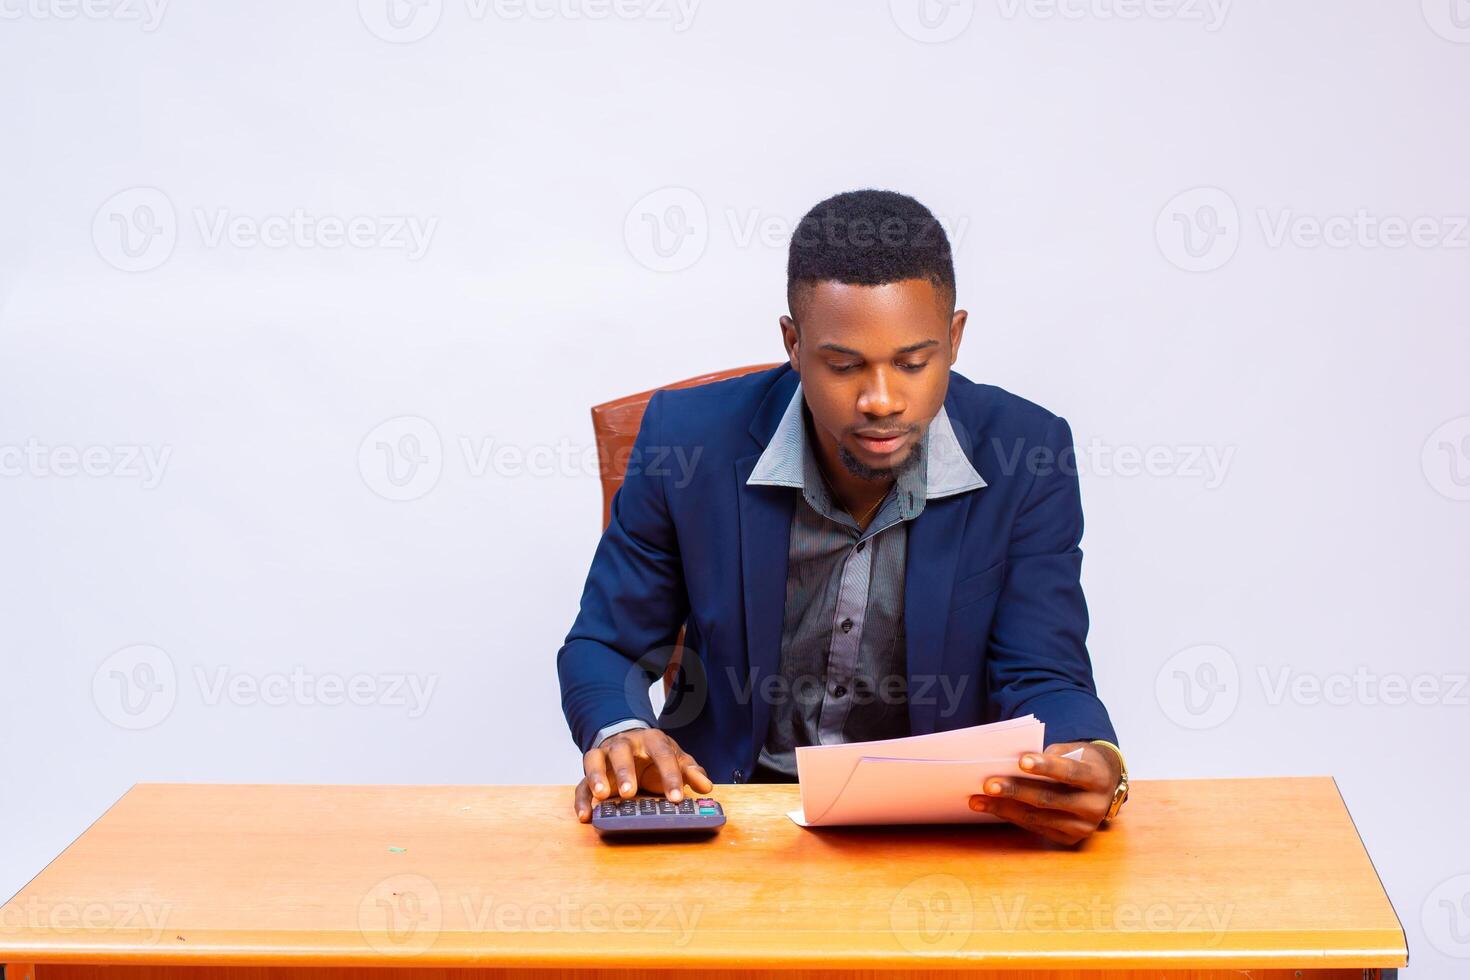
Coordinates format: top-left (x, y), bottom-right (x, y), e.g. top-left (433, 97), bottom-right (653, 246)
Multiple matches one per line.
top-left (780, 277), bottom-right (966, 482)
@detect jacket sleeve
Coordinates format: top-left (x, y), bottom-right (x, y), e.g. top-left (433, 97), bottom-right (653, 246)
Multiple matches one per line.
top-left (986, 415), bottom-right (1118, 746)
top-left (557, 390), bottom-right (690, 753)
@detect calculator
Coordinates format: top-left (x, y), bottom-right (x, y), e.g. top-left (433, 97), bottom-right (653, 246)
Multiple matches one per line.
top-left (590, 795), bottom-right (726, 838)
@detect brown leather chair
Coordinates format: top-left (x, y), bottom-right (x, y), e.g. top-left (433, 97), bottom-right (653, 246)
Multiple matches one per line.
top-left (590, 362), bottom-right (783, 693)
top-left (592, 362), bottom-right (783, 530)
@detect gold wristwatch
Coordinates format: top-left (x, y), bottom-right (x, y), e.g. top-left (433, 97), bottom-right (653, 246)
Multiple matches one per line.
top-left (1090, 739), bottom-right (1129, 821)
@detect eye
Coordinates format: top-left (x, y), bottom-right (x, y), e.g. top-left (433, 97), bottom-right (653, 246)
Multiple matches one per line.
top-left (898, 360), bottom-right (930, 372)
top-left (829, 362), bottom-right (860, 374)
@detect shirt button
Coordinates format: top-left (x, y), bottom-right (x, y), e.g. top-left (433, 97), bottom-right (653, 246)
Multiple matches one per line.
top-left (840, 618), bottom-right (854, 633)
top-left (833, 685), bottom-right (847, 698)
top-left (855, 540), bottom-right (866, 553)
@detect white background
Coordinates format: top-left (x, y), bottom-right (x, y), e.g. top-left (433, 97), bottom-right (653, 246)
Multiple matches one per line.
top-left (2, 0), bottom-right (1468, 973)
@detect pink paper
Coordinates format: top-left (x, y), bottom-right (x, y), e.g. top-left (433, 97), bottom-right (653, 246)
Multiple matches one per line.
top-left (788, 716), bottom-right (1046, 827)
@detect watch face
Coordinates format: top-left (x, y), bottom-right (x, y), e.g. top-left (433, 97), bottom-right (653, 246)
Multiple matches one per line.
top-left (1106, 777), bottom-right (1128, 820)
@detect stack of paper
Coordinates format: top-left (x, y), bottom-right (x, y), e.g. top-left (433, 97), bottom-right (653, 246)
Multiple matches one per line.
top-left (787, 715), bottom-right (1047, 827)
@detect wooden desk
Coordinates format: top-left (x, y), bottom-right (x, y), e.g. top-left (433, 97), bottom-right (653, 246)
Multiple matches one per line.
top-left (0, 779), bottom-right (1405, 979)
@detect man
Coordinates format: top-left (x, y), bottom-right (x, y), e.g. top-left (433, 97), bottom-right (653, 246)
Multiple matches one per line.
top-left (558, 189), bottom-right (1126, 845)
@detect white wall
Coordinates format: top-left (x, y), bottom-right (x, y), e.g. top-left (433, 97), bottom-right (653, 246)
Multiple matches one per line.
top-left (2, 0), bottom-right (1467, 973)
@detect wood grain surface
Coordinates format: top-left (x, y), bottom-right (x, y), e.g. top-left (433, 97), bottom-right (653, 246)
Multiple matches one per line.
top-left (0, 779), bottom-right (1406, 972)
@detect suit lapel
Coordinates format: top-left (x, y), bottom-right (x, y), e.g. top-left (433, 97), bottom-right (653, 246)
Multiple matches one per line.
top-left (736, 455), bottom-right (795, 763)
top-left (903, 493), bottom-right (970, 735)
top-left (725, 365), bottom-right (800, 768)
top-left (904, 386), bottom-right (981, 735)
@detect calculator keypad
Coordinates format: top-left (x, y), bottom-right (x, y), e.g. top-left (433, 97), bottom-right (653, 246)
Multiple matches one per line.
top-left (590, 796), bottom-right (725, 837)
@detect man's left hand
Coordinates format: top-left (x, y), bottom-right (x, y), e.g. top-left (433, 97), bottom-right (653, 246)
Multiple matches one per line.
top-left (968, 741), bottom-right (1122, 846)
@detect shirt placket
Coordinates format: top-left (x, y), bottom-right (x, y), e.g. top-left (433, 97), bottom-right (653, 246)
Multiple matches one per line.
top-left (816, 530), bottom-right (874, 742)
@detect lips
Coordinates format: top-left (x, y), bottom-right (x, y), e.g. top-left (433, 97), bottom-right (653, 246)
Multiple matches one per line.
top-left (853, 430), bottom-right (910, 455)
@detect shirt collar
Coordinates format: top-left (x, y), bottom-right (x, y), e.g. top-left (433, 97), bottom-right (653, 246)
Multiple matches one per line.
top-left (746, 382), bottom-right (986, 502)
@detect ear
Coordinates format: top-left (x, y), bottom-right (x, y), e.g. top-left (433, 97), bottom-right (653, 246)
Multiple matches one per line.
top-left (948, 309), bottom-right (968, 364)
top-left (779, 315), bottom-right (801, 372)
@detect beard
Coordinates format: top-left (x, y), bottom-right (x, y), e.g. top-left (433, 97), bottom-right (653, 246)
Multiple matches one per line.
top-left (838, 436), bottom-right (924, 483)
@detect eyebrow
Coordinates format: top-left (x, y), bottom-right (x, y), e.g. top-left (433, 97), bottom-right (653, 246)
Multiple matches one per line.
top-left (817, 339), bottom-right (941, 357)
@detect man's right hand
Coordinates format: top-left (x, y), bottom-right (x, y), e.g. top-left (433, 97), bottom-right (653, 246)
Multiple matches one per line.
top-left (573, 728), bottom-right (715, 822)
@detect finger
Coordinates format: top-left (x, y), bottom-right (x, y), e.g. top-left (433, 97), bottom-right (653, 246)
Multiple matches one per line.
top-left (971, 796), bottom-right (1092, 845)
top-left (573, 779), bottom-right (594, 823)
top-left (604, 739), bottom-right (640, 798)
top-left (679, 754), bottom-right (715, 793)
top-left (582, 747), bottom-right (613, 800)
top-left (981, 775), bottom-right (1098, 817)
top-left (1017, 750), bottom-right (1106, 791)
top-left (642, 737), bottom-right (687, 801)
top-left (971, 794), bottom-right (1084, 841)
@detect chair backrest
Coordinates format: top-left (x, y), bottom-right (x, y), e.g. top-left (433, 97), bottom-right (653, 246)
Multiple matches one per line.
top-left (592, 363), bottom-right (783, 529)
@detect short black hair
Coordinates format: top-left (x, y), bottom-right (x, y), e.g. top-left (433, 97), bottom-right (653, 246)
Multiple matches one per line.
top-left (786, 189), bottom-right (955, 319)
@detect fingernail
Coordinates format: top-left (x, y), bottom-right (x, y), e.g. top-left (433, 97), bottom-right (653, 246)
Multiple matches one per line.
top-left (593, 782), bottom-right (605, 793)
top-left (670, 789), bottom-right (682, 801)
top-left (971, 798), bottom-right (988, 812)
top-left (987, 781), bottom-right (1003, 795)
top-left (620, 781), bottom-right (633, 794)
top-left (1020, 756), bottom-right (1036, 770)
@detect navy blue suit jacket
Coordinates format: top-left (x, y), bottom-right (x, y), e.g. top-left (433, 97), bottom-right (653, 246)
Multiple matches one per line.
top-left (558, 364), bottom-right (1116, 782)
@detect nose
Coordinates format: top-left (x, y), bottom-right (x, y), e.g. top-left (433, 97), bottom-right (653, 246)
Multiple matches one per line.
top-left (856, 366), bottom-right (906, 419)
